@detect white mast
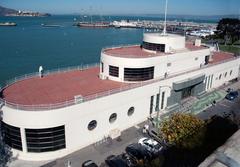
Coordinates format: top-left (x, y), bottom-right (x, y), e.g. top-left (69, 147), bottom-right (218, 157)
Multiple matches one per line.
top-left (163, 0), bottom-right (168, 35)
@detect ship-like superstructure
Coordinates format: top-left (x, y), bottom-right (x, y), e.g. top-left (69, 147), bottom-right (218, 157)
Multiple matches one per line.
top-left (0, 0), bottom-right (239, 161)
top-left (0, 30), bottom-right (239, 161)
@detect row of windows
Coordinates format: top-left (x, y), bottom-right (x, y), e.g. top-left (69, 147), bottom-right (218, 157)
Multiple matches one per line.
top-left (1, 122), bottom-right (22, 151)
top-left (88, 107), bottom-right (135, 131)
top-left (25, 125), bottom-right (66, 153)
top-left (27, 139), bottom-right (65, 148)
top-left (27, 144), bottom-right (65, 153)
top-left (218, 70), bottom-right (232, 80)
top-left (26, 134), bottom-right (65, 142)
top-left (2, 122), bottom-right (66, 152)
top-left (26, 129), bottom-right (65, 138)
top-left (206, 70), bottom-right (233, 90)
top-left (150, 92), bottom-right (165, 115)
top-left (124, 67), bottom-right (154, 81)
top-left (109, 65), bottom-right (119, 77)
top-left (25, 126), bottom-right (64, 133)
top-left (107, 65), bottom-right (155, 82)
top-left (142, 41), bottom-right (165, 52)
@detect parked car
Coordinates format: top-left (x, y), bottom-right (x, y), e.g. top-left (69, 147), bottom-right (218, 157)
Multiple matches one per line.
top-left (138, 137), bottom-right (164, 156)
top-left (82, 160), bottom-right (98, 167)
top-left (226, 88), bottom-right (233, 93)
top-left (126, 143), bottom-right (152, 161)
top-left (225, 91), bottom-right (239, 100)
top-left (105, 155), bottom-right (129, 167)
top-left (121, 153), bottom-right (138, 167)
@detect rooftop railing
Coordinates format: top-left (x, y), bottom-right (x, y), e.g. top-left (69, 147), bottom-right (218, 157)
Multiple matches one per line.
top-left (101, 44), bottom-right (139, 51)
top-left (0, 56), bottom-right (239, 111)
top-left (2, 63), bottom-right (99, 90)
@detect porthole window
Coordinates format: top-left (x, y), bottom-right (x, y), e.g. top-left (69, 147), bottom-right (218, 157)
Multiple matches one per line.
top-left (128, 107), bottom-right (135, 116)
top-left (88, 120), bottom-right (97, 131)
top-left (195, 57), bottom-right (198, 61)
top-left (109, 113), bottom-right (117, 123)
top-left (230, 70), bottom-right (233, 76)
top-left (225, 72), bottom-right (227, 77)
top-left (219, 74), bottom-right (222, 80)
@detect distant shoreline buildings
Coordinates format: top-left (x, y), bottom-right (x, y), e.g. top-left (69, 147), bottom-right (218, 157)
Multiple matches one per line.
top-left (5, 10), bottom-right (51, 17)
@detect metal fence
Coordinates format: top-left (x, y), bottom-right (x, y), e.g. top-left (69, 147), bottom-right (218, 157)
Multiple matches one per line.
top-left (4, 63), bottom-right (99, 89)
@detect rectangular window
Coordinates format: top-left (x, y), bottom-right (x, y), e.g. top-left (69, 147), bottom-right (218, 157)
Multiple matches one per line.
top-left (150, 95), bottom-right (154, 114)
top-left (109, 65), bottom-right (119, 77)
top-left (124, 67), bottom-right (154, 81)
top-left (142, 42), bottom-right (165, 52)
top-left (210, 75), bottom-right (213, 88)
top-left (167, 63), bottom-right (171, 67)
top-left (25, 125), bottom-right (66, 153)
top-left (207, 76), bottom-right (211, 89)
top-left (161, 92), bottom-right (165, 109)
top-left (101, 62), bottom-right (104, 73)
top-left (1, 122), bottom-right (22, 151)
top-left (155, 93), bottom-right (160, 111)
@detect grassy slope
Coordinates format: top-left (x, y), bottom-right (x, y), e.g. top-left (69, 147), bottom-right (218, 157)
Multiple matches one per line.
top-left (219, 45), bottom-right (240, 55)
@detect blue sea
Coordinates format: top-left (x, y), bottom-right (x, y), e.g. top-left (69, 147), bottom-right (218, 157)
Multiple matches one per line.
top-left (0, 15), bottom-right (218, 86)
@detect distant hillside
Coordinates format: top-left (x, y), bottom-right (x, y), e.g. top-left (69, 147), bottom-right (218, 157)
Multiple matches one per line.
top-left (0, 5), bottom-right (17, 16)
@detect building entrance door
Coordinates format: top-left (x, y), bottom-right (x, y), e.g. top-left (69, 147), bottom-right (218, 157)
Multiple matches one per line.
top-left (181, 86), bottom-right (193, 99)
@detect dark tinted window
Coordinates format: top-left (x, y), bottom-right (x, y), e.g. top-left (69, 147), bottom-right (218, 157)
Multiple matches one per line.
top-left (101, 62), bottom-right (104, 73)
top-left (150, 95), bottom-right (154, 114)
top-left (109, 65), bottom-right (119, 77)
top-left (128, 107), bottom-right (134, 116)
top-left (142, 41), bottom-right (165, 52)
top-left (25, 125), bottom-right (65, 153)
top-left (88, 120), bottom-right (97, 131)
top-left (124, 67), bottom-right (154, 81)
top-left (161, 92), bottom-right (165, 109)
top-left (1, 122), bottom-right (22, 151)
top-left (109, 113), bottom-right (117, 123)
top-left (155, 93), bottom-right (160, 111)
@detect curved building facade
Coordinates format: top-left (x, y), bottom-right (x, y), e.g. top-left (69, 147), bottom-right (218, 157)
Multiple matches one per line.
top-left (1, 32), bottom-right (240, 161)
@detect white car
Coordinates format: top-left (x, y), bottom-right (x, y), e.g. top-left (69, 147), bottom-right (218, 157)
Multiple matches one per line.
top-left (138, 137), bottom-right (163, 154)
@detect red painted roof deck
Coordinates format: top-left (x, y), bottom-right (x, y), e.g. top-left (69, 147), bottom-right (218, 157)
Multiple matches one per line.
top-left (2, 67), bottom-right (131, 106)
top-left (1, 51), bottom-right (235, 108)
top-left (209, 51), bottom-right (235, 64)
top-left (103, 42), bottom-right (207, 58)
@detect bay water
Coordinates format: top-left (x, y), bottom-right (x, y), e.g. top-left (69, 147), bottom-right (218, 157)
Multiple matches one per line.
top-left (0, 15), bottom-right (216, 86)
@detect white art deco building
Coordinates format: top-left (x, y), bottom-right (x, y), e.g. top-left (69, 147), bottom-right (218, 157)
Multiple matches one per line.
top-left (0, 32), bottom-right (239, 161)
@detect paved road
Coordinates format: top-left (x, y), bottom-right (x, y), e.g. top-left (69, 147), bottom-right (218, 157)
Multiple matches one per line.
top-left (53, 125), bottom-right (147, 167)
top-left (9, 81), bottom-right (240, 167)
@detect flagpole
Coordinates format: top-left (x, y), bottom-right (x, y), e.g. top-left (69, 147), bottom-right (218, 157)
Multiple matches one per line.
top-left (163, 0), bottom-right (168, 35)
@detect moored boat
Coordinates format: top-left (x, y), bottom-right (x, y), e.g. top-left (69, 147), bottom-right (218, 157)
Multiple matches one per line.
top-left (41, 23), bottom-right (61, 27)
top-left (76, 22), bottom-right (110, 28)
top-left (0, 22), bottom-right (17, 26)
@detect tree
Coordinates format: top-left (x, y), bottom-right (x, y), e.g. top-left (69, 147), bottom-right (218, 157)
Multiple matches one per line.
top-left (216, 18), bottom-right (240, 45)
top-left (159, 113), bottom-right (205, 149)
top-left (0, 110), bottom-right (12, 167)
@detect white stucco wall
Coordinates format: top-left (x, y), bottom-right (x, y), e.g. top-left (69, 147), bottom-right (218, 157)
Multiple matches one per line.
top-left (143, 33), bottom-right (186, 52)
top-left (101, 48), bottom-right (210, 82)
top-left (1, 57), bottom-right (240, 161)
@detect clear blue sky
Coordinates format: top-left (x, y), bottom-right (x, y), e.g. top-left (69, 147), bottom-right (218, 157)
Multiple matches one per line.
top-left (1, 0), bottom-right (239, 15)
